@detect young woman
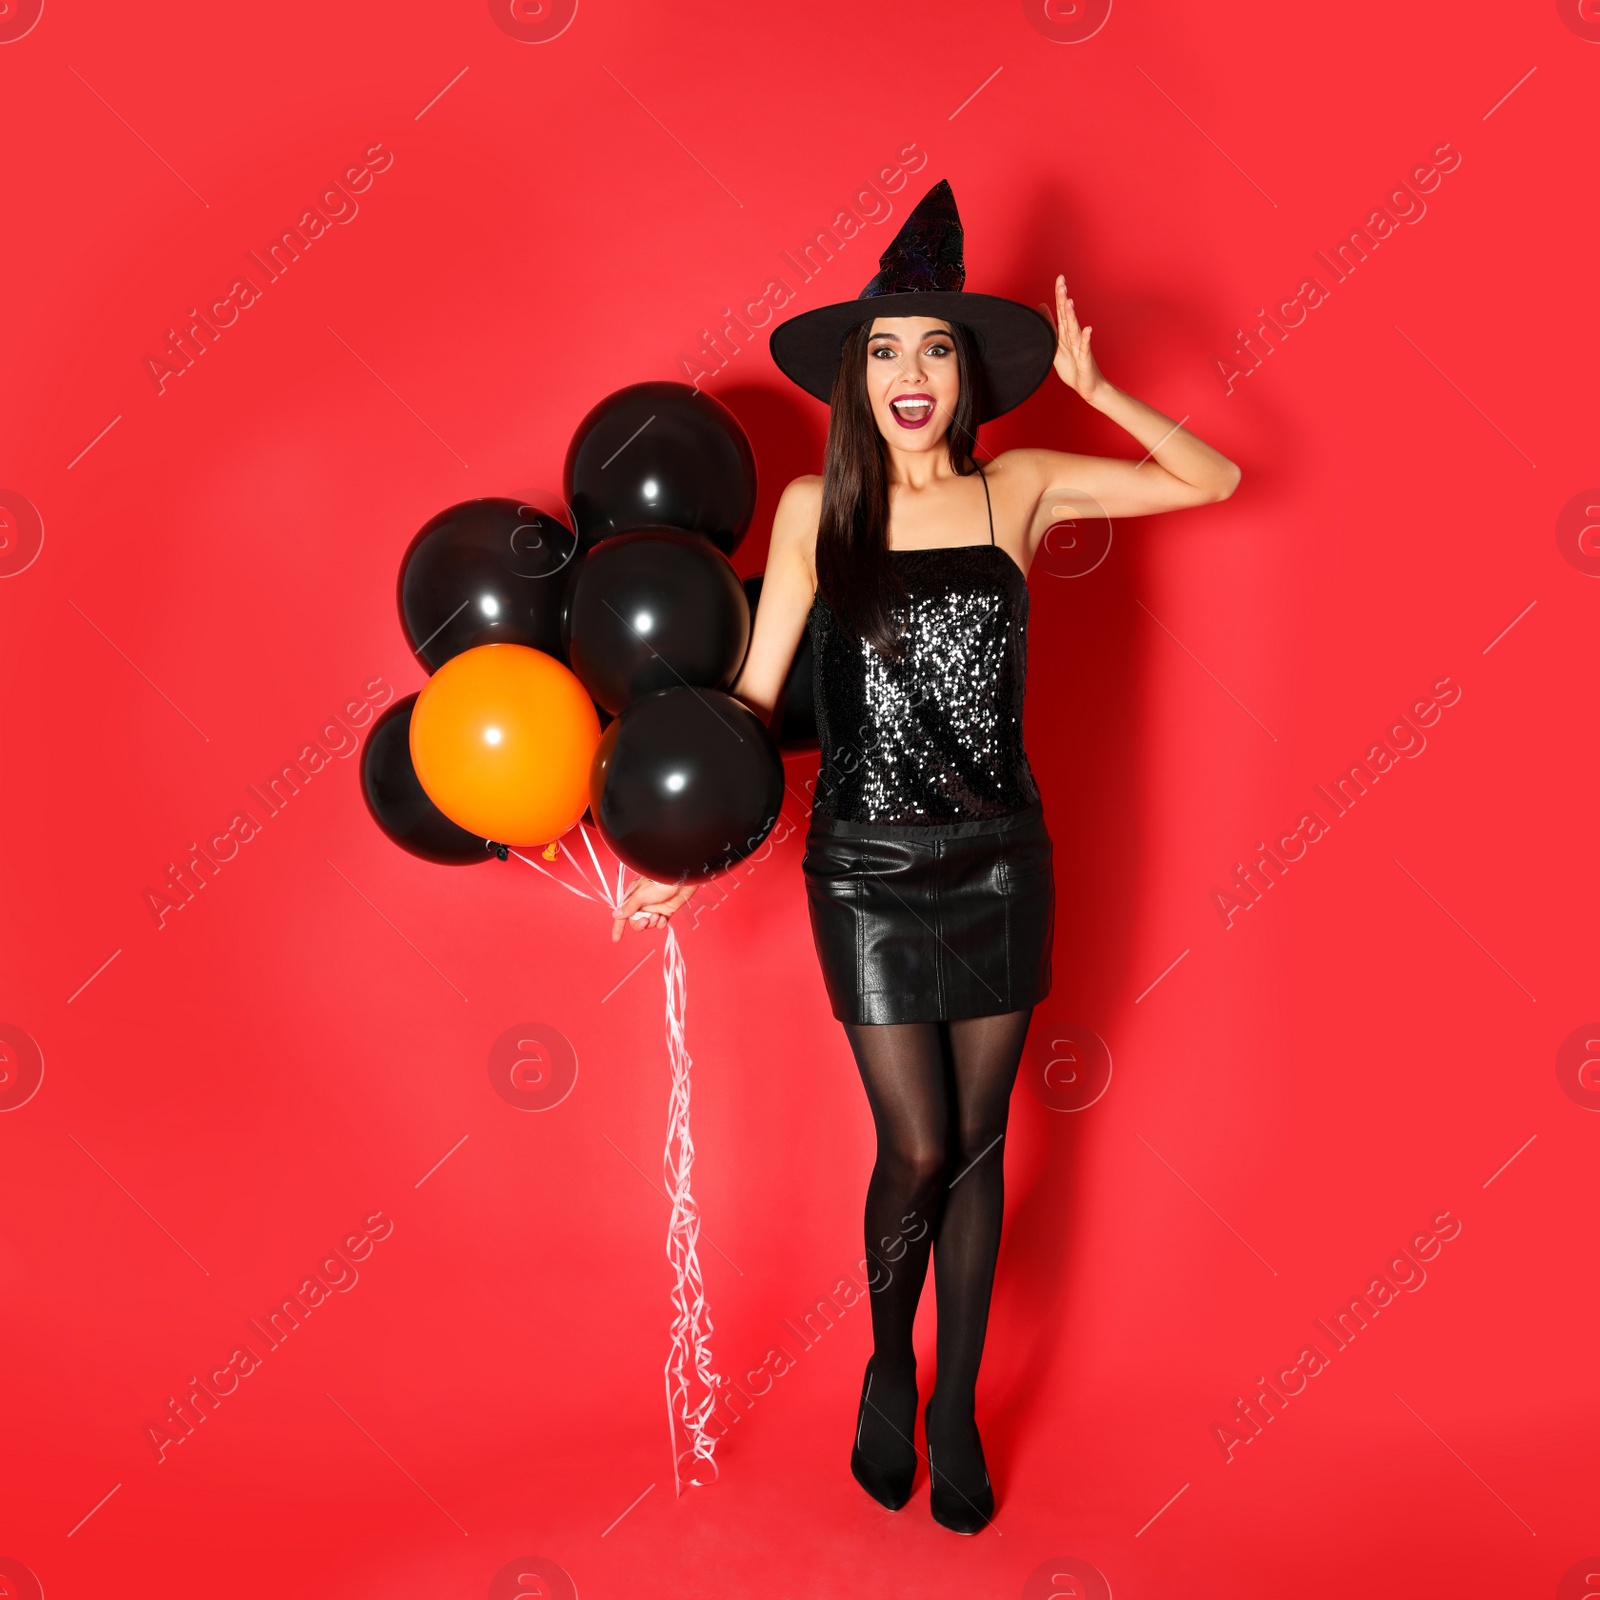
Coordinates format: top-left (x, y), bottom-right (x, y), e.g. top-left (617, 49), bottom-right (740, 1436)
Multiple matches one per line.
top-left (611, 181), bottom-right (1241, 1532)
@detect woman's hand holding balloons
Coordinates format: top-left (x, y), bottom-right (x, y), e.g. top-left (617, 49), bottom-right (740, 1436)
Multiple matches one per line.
top-left (612, 877), bottom-right (698, 941)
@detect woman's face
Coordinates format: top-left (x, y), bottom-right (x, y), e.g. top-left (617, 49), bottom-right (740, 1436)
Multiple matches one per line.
top-left (864, 315), bottom-right (958, 451)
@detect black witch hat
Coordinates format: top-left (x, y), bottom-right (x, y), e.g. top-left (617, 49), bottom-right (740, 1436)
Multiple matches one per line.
top-left (768, 179), bottom-right (1055, 423)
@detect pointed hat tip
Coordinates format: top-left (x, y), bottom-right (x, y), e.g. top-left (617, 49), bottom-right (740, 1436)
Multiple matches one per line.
top-left (866, 176), bottom-right (965, 295)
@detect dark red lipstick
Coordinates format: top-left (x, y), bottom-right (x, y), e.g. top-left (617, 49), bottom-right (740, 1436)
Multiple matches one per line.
top-left (887, 392), bottom-right (937, 430)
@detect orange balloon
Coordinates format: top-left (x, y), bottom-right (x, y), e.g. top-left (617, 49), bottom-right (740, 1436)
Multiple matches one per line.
top-left (410, 645), bottom-right (600, 846)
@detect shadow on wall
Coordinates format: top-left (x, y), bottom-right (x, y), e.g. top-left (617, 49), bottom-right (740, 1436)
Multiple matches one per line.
top-left (712, 344), bottom-right (1147, 1469)
top-left (704, 168), bottom-right (1258, 1469)
top-left (704, 380), bottom-right (827, 583)
top-left (989, 171), bottom-right (1267, 1470)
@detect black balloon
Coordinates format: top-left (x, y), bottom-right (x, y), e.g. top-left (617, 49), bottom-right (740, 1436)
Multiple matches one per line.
top-left (742, 573), bottom-right (818, 750)
top-left (568, 530), bottom-right (750, 715)
top-left (590, 689), bottom-right (785, 883)
top-left (399, 497), bottom-right (577, 671)
top-left (361, 695), bottom-right (491, 865)
top-left (564, 381), bottom-right (757, 555)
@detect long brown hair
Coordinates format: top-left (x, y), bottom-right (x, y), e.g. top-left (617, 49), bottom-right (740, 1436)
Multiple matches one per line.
top-left (815, 318), bottom-right (984, 657)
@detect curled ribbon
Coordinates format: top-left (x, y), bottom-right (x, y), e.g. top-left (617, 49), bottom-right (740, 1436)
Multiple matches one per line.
top-left (510, 826), bottom-right (722, 1494)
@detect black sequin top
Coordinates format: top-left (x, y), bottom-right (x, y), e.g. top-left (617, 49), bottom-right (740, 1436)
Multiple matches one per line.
top-left (808, 514), bottom-right (1040, 825)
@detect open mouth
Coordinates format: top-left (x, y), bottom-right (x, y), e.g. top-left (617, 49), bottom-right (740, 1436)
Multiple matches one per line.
top-left (889, 394), bottom-right (936, 428)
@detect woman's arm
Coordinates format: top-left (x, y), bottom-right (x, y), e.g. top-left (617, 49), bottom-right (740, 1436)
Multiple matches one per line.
top-left (611, 474), bottom-right (821, 940)
top-left (1002, 276), bottom-right (1243, 562)
top-left (729, 474), bottom-right (821, 718)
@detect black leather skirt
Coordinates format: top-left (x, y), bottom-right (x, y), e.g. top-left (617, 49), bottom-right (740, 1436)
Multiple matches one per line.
top-left (802, 800), bottom-right (1054, 1025)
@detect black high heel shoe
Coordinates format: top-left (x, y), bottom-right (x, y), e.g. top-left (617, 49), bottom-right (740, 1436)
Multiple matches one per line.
top-left (849, 1359), bottom-right (917, 1511)
top-left (924, 1396), bottom-right (995, 1534)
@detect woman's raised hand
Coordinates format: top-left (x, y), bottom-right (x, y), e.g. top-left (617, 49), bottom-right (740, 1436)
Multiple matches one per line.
top-left (611, 876), bottom-right (699, 942)
top-left (1040, 274), bottom-right (1107, 403)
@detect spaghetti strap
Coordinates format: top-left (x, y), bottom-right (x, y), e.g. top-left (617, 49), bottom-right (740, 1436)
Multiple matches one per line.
top-left (978, 465), bottom-right (994, 545)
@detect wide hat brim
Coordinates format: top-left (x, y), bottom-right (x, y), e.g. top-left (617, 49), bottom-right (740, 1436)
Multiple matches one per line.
top-left (769, 289), bottom-right (1056, 423)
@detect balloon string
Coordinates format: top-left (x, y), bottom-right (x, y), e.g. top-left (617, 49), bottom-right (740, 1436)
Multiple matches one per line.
top-left (556, 827), bottom-right (602, 903)
top-left (578, 822), bottom-right (621, 910)
top-left (508, 848), bottom-right (604, 905)
top-left (661, 923), bottom-right (721, 1494)
top-left (512, 840), bottom-right (721, 1491)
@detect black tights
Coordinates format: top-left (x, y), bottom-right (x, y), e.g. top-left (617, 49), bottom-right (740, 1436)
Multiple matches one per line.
top-left (845, 1009), bottom-right (1033, 1483)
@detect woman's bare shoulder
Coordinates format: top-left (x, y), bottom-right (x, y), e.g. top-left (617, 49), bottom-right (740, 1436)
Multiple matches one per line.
top-left (771, 475), bottom-right (824, 560)
top-left (778, 473), bottom-right (824, 511)
top-left (988, 446), bottom-right (1113, 497)
top-left (984, 449), bottom-right (1056, 492)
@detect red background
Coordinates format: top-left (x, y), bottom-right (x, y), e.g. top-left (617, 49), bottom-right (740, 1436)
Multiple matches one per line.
top-left (2, 2), bottom-right (1597, 1596)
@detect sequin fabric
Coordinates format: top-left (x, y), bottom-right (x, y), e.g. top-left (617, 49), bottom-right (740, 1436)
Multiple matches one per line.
top-left (808, 545), bottom-right (1040, 824)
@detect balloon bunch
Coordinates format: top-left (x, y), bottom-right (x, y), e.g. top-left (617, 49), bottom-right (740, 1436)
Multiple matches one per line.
top-left (362, 380), bottom-right (794, 880)
top-left (359, 380), bottom-right (794, 1495)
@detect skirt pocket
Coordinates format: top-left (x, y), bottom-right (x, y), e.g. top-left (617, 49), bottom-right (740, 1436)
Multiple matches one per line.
top-left (804, 828), bottom-right (940, 1022)
top-left (930, 835), bottom-right (1012, 1019)
top-left (998, 825), bottom-right (1054, 1007)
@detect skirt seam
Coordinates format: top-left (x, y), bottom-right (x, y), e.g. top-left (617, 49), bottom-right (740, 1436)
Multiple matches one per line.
top-left (999, 850), bottom-right (1013, 1003)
